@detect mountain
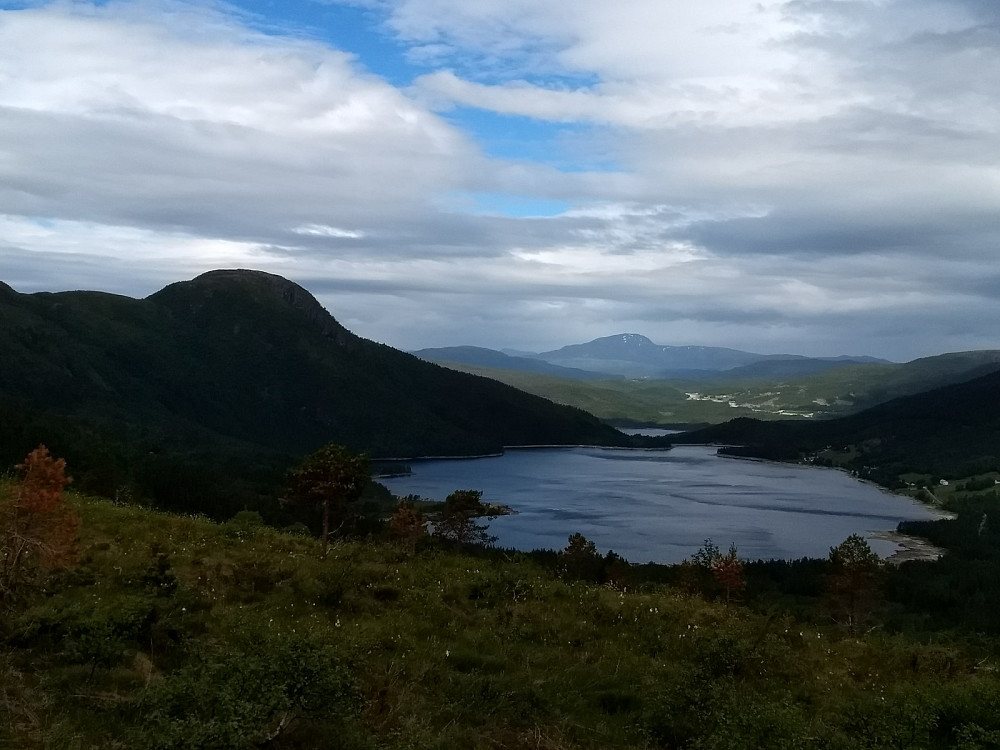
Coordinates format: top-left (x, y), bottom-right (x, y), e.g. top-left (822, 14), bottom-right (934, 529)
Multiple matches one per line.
top-left (843, 350), bottom-right (1000, 410)
top-left (529, 334), bottom-right (766, 377)
top-left (411, 339), bottom-right (1000, 428)
top-left (525, 334), bottom-right (887, 379)
top-left (713, 356), bottom-right (877, 381)
top-left (410, 346), bottom-right (613, 380)
top-left (675, 369), bottom-right (1000, 483)
top-left (0, 270), bottom-right (642, 514)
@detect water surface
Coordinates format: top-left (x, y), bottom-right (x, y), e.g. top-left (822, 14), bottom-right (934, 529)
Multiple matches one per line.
top-left (380, 445), bottom-right (938, 563)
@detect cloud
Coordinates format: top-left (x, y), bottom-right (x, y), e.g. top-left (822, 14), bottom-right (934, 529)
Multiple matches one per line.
top-left (0, 0), bottom-right (477, 246)
top-left (2, 0), bottom-right (999, 361)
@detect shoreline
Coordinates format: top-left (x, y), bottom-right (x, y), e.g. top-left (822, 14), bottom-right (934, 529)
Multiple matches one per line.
top-left (874, 531), bottom-right (947, 565)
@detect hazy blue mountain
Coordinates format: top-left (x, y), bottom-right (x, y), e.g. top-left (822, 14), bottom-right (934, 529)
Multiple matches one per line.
top-left (528, 333), bottom-right (888, 379)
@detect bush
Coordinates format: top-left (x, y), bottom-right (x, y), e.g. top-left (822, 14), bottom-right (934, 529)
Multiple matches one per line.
top-left (132, 633), bottom-right (360, 749)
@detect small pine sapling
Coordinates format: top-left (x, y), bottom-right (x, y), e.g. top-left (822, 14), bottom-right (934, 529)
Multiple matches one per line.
top-left (0, 445), bottom-right (78, 603)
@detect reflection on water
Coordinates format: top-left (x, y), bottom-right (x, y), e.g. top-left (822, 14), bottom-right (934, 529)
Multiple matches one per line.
top-left (380, 445), bottom-right (938, 563)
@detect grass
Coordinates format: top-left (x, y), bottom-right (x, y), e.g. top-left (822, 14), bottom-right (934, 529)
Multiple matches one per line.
top-left (3, 491), bottom-right (1000, 748)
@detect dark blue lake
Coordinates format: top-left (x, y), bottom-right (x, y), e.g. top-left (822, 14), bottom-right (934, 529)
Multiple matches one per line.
top-left (379, 445), bottom-right (939, 563)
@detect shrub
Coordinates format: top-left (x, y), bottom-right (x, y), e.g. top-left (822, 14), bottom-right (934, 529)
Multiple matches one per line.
top-left (132, 633), bottom-right (359, 749)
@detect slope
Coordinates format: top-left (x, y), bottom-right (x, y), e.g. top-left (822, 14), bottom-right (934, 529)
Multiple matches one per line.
top-left (0, 270), bottom-right (638, 511)
top-left (411, 345), bottom-right (613, 380)
top-left (676, 369), bottom-right (1000, 483)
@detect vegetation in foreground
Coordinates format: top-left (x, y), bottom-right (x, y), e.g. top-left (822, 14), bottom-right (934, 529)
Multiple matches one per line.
top-left (3, 448), bottom-right (1000, 749)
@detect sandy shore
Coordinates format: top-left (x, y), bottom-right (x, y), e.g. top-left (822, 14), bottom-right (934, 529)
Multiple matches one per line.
top-left (874, 531), bottom-right (947, 565)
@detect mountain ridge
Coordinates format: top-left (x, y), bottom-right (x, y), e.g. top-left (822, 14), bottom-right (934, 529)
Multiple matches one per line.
top-left (0, 271), bottom-right (648, 514)
top-left (421, 333), bottom-right (891, 381)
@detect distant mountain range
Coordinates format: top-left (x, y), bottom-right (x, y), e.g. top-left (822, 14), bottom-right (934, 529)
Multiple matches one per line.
top-left (0, 270), bottom-right (645, 514)
top-left (415, 333), bottom-right (889, 380)
top-left (414, 335), bottom-right (1000, 427)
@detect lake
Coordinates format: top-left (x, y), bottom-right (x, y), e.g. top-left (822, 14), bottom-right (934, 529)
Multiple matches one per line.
top-left (379, 445), bottom-right (940, 563)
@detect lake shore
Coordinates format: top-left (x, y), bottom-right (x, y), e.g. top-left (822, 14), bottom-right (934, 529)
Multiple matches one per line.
top-left (383, 445), bottom-right (940, 564)
top-left (874, 531), bottom-right (947, 565)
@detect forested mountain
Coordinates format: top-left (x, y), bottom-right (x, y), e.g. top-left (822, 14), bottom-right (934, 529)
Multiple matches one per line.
top-left (675, 369), bottom-right (1000, 483)
top-left (0, 270), bottom-right (638, 512)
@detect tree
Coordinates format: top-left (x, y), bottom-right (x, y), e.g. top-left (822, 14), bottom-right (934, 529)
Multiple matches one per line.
top-left (685, 539), bottom-right (744, 601)
top-left (282, 444), bottom-right (370, 558)
top-left (0, 445), bottom-right (78, 604)
top-left (433, 489), bottom-right (497, 546)
top-left (559, 533), bottom-right (603, 581)
top-left (827, 534), bottom-right (883, 633)
top-left (388, 500), bottom-right (427, 553)
top-left (604, 550), bottom-right (633, 591)
top-left (711, 543), bottom-right (745, 602)
top-left (691, 538), bottom-right (721, 569)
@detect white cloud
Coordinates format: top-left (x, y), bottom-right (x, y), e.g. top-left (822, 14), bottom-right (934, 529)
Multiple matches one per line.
top-left (0, 0), bottom-right (478, 244)
top-left (293, 224), bottom-right (366, 238)
top-left (2, 0), bottom-right (999, 361)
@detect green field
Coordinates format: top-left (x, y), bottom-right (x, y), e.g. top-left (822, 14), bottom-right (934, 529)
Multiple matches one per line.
top-left (438, 352), bottom-right (1000, 426)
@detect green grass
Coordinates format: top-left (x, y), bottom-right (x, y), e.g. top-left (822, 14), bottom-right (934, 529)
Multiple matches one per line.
top-left (4, 492), bottom-right (1000, 748)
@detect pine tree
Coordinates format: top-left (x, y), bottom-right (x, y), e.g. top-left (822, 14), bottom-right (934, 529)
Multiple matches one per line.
top-left (0, 446), bottom-right (78, 603)
top-left (559, 533), bottom-right (603, 581)
top-left (433, 490), bottom-right (497, 546)
top-left (711, 543), bottom-right (745, 602)
top-left (827, 534), bottom-right (883, 633)
top-left (282, 444), bottom-right (370, 558)
top-left (388, 500), bottom-right (427, 553)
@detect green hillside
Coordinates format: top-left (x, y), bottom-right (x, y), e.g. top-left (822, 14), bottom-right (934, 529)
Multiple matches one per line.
top-left (675, 369), bottom-right (1000, 486)
top-left (5, 486), bottom-right (1000, 749)
top-left (0, 271), bottom-right (641, 515)
top-left (437, 351), bottom-right (1000, 427)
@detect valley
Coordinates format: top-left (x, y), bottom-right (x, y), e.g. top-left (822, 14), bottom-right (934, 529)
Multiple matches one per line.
top-left (3, 271), bottom-right (1000, 749)
top-left (417, 346), bottom-right (1000, 427)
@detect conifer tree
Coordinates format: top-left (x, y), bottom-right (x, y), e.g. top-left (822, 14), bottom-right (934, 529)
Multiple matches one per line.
top-left (433, 490), bottom-right (497, 546)
top-left (388, 500), bottom-right (427, 553)
top-left (283, 444), bottom-right (369, 558)
top-left (0, 445), bottom-right (77, 603)
top-left (711, 543), bottom-right (745, 602)
top-left (827, 534), bottom-right (883, 633)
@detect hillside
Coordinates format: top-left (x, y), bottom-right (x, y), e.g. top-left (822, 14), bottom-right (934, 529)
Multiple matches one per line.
top-left (676, 369), bottom-right (1000, 484)
top-left (5, 487), bottom-right (1000, 749)
top-left (410, 345), bottom-right (612, 380)
top-left (0, 270), bottom-right (639, 513)
top-left (428, 350), bottom-right (1000, 427)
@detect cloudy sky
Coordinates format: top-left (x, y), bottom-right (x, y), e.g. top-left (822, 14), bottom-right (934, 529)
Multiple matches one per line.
top-left (1, 0), bottom-right (998, 360)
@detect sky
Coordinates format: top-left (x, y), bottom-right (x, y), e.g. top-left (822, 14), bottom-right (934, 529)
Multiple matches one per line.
top-left (1, 0), bottom-right (999, 361)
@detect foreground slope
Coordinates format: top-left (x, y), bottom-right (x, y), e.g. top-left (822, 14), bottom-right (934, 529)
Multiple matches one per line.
top-left (5, 491), bottom-right (1000, 749)
top-left (0, 270), bottom-right (635, 506)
